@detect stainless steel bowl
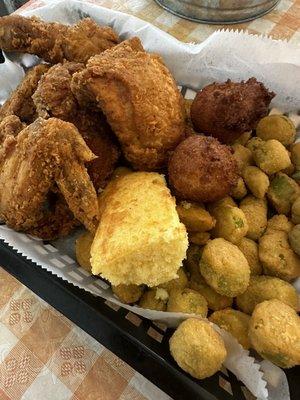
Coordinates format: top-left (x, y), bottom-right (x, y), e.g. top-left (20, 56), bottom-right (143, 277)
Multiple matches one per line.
top-left (154, 0), bottom-right (280, 24)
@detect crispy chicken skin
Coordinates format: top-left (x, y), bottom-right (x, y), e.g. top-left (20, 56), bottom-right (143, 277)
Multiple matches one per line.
top-left (0, 64), bottom-right (49, 123)
top-left (0, 16), bottom-right (119, 63)
top-left (191, 78), bottom-right (275, 144)
top-left (33, 62), bottom-right (120, 189)
top-left (71, 37), bottom-right (186, 170)
top-left (0, 117), bottom-right (99, 236)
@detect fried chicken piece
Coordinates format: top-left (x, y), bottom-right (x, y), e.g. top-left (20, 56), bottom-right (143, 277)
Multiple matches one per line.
top-left (0, 117), bottom-right (99, 236)
top-left (191, 78), bottom-right (275, 144)
top-left (33, 62), bottom-right (120, 190)
top-left (0, 16), bottom-right (119, 63)
top-left (0, 64), bottom-right (49, 123)
top-left (71, 37), bottom-right (186, 170)
top-left (0, 114), bottom-right (25, 139)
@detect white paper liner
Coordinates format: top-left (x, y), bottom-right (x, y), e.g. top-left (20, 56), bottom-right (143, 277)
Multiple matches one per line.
top-left (0, 1), bottom-right (299, 398)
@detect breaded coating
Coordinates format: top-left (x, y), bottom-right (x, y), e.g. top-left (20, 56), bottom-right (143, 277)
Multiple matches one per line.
top-left (33, 62), bottom-right (120, 190)
top-left (243, 166), bottom-right (269, 199)
top-left (256, 115), bottom-right (296, 146)
top-left (112, 284), bottom-right (143, 304)
top-left (189, 231), bottom-right (210, 245)
top-left (291, 197), bottom-right (300, 224)
top-left (0, 118), bottom-right (99, 237)
top-left (170, 319), bottom-right (227, 379)
top-left (252, 139), bottom-right (291, 175)
top-left (232, 144), bottom-right (253, 173)
top-left (236, 276), bottom-right (298, 315)
top-left (0, 115), bottom-right (25, 139)
top-left (168, 136), bottom-right (238, 203)
top-left (167, 288), bottom-right (208, 317)
top-left (267, 173), bottom-right (300, 215)
top-left (190, 78), bottom-right (275, 144)
top-left (231, 177), bottom-right (247, 200)
top-left (71, 37), bottom-right (186, 170)
top-left (237, 238), bottom-right (262, 276)
top-left (158, 267), bottom-right (188, 292)
top-left (240, 196), bottom-right (267, 241)
top-left (211, 205), bottom-right (248, 244)
top-left (75, 230), bottom-right (94, 271)
top-left (0, 16), bottom-right (118, 63)
top-left (249, 300), bottom-right (300, 368)
top-left (139, 288), bottom-right (168, 311)
top-left (176, 201), bottom-right (215, 232)
top-left (266, 214), bottom-right (294, 234)
top-left (288, 225), bottom-right (300, 256)
top-left (209, 308), bottom-right (250, 349)
top-left (0, 64), bottom-right (49, 123)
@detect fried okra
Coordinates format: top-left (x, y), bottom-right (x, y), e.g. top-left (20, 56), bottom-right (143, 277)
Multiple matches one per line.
top-left (232, 144), bottom-right (253, 173)
top-left (189, 231), bottom-right (210, 246)
top-left (243, 166), bottom-right (269, 199)
top-left (251, 139), bottom-right (291, 175)
top-left (209, 308), bottom-right (251, 349)
top-left (211, 205), bottom-right (248, 244)
top-left (237, 237), bottom-right (262, 275)
top-left (200, 238), bottom-right (250, 297)
top-left (170, 319), bottom-right (227, 379)
top-left (139, 288), bottom-right (168, 311)
top-left (236, 276), bottom-right (298, 315)
top-left (240, 196), bottom-right (268, 240)
top-left (249, 300), bottom-right (300, 368)
top-left (176, 201), bottom-right (215, 232)
top-left (259, 229), bottom-right (300, 281)
top-left (167, 288), bottom-right (208, 317)
top-left (266, 214), bottom-right (294, 233)
top-left (288, 225), bottom-right (300, 256)
top-left (267, 173), bottom-right (300, 215)
top-left (112, 284), bottom-right (143, 304)
top-left (158, 267), bottom-right (188, 292)
top-left (256, 115), bottom-right (296, 146)
top-left (231, 177), bottom-right (247, 200)
top-left (291, 197), bottom-right (300, 224)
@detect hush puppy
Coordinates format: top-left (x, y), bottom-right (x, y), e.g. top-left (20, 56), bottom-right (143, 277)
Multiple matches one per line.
top-left (200, 238), bottom-right (250, 297)
top-left (209, 308), bottom-right (251, 349)
top-left (169, 319), bottom-right (227, 379)
top-left (169, 136), bottom-right (238, 203)
top-left (237, 237), bottom-right (262, 276)
top-left (256, 115), bottom-right (296, 146)
top-left (236, 276), bottom-right (298, 315)
top-left (167, 288), bottom-right (208, 317)
top-left (240, 196), bottom-right (267, 240)
top-left (249, 300), bottom-right (300, 368)
top-left (190, 78), bottom-right (274, 144)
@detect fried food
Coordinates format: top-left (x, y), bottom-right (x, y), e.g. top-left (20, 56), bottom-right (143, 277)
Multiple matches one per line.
top-left (256, 115), bottom-right (296, 146)
top-left (176, 201), bottom-right (215, 232)
top-left (139, 288), bottom-right (168, 311)
top-left (207, 196), bottom-right (237, 214)
top-left (266, 214), bottom-right (294, 233)
top-left (231, 177), bottom-right (247, 200)
top-left (200, 238), bottom-right (250, 297)
top-left (0, 117), bottom-right (99, 236)
top-left (168, 136), bottom-right (238, 203)
top-left (91, 172), bottom-right (188, 286)
top-left (232, 144), bottom-right (253, 173)
top-left (249, 300), bottom-right (300, 368)
top-left (240, 195), bottom-right (267, 240)
top-left (288, 225), bottom-right (300, 256)
top-left (237, 238), bottom-right (262, 276)
top-left (75, 231), bottom-right (94, 271)
top-left (243, 166), bottom-right (269, 199)
top-left (112, 284), bottom-right (144, 304)
top-left (209, 308), bottom-right (250, 349)
top-left (251, 139), bottom-right (291, 175)
top-left (0, 16), bottom-right (118, 63)
top-left (32, 62), bottom-right (120, 190)
top-left (0, 114), bottom-right (25, 139)
top-left (0, 64), bottom-right (49, 123)
top-left (71, 37), bottom-right (186, 170)
top-left (236, 276), bottom-right (298, 315)
top-left (189, 231), bottom-right (210, 245)
top-left (169, 319), bottom-right (227, 379)
top-left (190, 78), bottom-right (275, 144)
top-left (211, 205), bottom-right (248, 244)
top-left (167, 288), bottom-right (208, 316)
top-left (291, 197), bottom-right (300, 224)
top-left (259, 229), bottom-right (300, 281)
top-left (158, 267), bottom-right (188, 292)
top-left (267, 173), bottom-right (300, 215)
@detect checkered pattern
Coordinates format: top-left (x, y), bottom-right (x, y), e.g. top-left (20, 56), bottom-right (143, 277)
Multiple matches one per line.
top-left (0, 268), bottom-right (171, 400)
top-left (1, 0), bottom-right (298, 398)
top-left (18, 0), bottom-right (300, 44)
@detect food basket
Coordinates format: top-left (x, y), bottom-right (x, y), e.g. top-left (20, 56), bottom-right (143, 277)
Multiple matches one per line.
top-left (0, 1), bottom-right (300, 399)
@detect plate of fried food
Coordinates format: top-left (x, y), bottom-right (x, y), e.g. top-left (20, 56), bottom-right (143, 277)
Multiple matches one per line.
top-left (0, 1), bottom-right (299, 399)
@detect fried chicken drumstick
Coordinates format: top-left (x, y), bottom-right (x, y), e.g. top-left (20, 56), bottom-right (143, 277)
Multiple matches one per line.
top-left (71, 37), bottom-right (186, 170)
top-left (32, 62), bottom-right (120, 190)
top-left (0, 117), bottom-right (99, 238)
top-left (0, 15), bottom-right (119, 63)
top-left (0, 64), bottom-right (49, 123)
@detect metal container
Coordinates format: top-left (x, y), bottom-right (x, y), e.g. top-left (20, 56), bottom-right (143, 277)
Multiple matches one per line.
top-left (154, 0), bottom-right (280, 24)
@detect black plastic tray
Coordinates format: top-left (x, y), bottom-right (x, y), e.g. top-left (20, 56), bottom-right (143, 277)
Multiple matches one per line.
top-left (1, 240), bottom-right (299, 400)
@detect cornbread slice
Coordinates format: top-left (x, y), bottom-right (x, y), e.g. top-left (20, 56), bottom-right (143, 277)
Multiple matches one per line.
top-left (91, 172), bottom-right (188, 286)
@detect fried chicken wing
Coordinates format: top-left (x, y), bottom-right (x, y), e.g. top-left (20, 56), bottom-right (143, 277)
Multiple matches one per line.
top-left (0, 64), bottom-right (49, 123)
top-left (0, 117), bottom-right (99, 236)
top-left (71, 37), bottom-right (186, 170)
top-left (32, 62), bottom-right (120, 189)
top-left (0, 16), bottom-right (119, 63)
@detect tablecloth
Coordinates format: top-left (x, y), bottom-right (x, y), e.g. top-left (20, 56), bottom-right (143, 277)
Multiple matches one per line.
top-left (0, 1), bottom-right (299, 399)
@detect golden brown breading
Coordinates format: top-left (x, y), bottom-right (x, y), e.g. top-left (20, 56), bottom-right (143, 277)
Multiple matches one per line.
top-left (71, 37), bottom-right (186, 170)
top-left (33, 62), bottom-right (120, 189)
top-left (168, 135), bottom-right (238, 202)
top-left (0, 64), bottom-right (49, 123)
top-left (0, 115), bottom-right (25, 140)
top-left (0, 16), bottom-right (118, 63)
top-left (191, 78), bottom-right (275, 144)
top-left (0, 117), bottom-right (99, 236)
